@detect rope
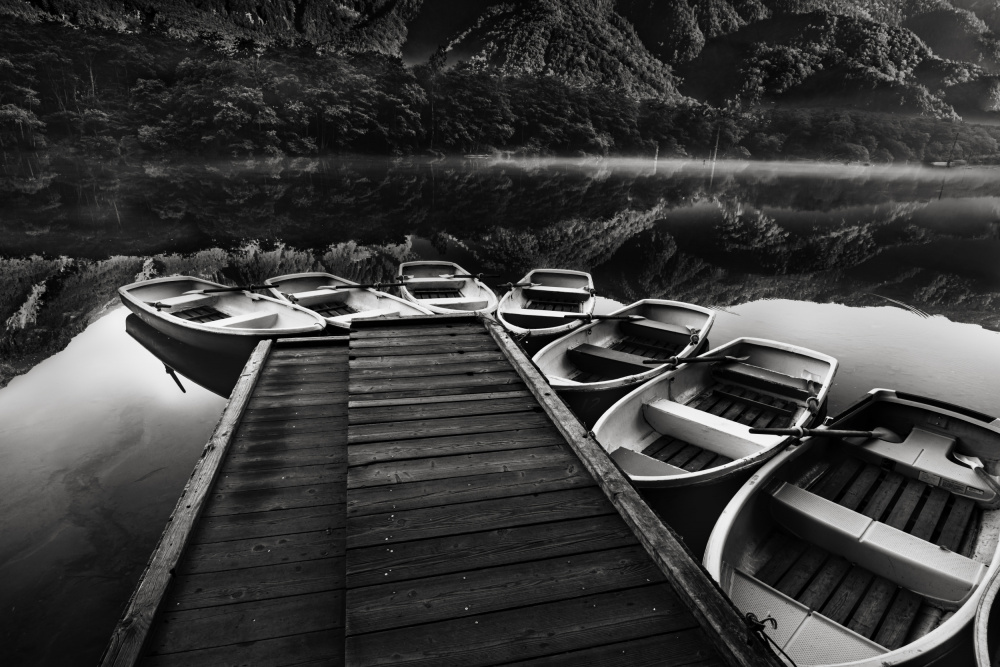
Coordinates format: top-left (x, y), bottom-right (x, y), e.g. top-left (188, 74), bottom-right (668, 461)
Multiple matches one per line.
top-left (744, 612), bottom-right (798, 667)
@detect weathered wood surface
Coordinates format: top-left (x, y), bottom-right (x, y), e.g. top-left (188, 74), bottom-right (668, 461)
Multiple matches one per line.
top-left (342, 317), bottom-right (773, 667)
top-left (104, 337), bottom-right (350, 667)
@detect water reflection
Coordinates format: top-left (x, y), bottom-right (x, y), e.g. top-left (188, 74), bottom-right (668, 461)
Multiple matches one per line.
top-left (125, 315), bottom-right (247, 397)
top-left (0, 308), bottom-right (225, 666)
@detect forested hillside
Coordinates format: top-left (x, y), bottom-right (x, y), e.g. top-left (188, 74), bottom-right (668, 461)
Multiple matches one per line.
top-left (4, 0), bottom-right (1000, 162)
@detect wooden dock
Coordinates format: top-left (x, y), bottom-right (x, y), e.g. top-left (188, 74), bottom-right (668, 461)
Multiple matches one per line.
top-left (102, 315), bottom-right (783, 667)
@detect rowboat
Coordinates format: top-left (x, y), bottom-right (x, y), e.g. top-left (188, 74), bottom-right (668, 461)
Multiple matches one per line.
top-left (264, 272), bottom-right (432, 330)
top-left (704, 389), bottom-right (1000, 667)
top-left (496, 269), bottom-right (596, 340)
top-left (118, 276), bottom-right (327, 354)
top-left (397, 261), bottom-right (498, 315)
top-left (591, 337), bottom-right (838, 487)
top-left (531, 299), bottom-right (716, 425)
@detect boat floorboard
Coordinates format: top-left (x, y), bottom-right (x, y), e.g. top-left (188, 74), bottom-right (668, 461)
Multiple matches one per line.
top-left (753, 530), bottom-right (925, 650)
top-left (748, 455), bottom-right (983, 652)
top-left (524, 299), bottom-right (581, 312)
top-left (685, 383), bottom-right (795, 429)
top-left (172, 305), bottom-right (228, 323)
top-left (805, 457), bottom-right (979, 553)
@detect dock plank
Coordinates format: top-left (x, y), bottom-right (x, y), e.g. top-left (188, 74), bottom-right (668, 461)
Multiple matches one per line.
top-left (202, 481), bottom-right (346, 517)
top-left (347, 486), bottom-right (614, 549)
top-left (181, 529), bottom-right (344, 574)
top-left (349, 359), bottom-right (513, 379)
top-left (212, 463), bottom-right (344, 492)
top-left (169, 557), bottom-right (344, 610)
top-left (344, 584), bottom-right (698, 667)
top-left (146, 590), bottom-right (344, 655)
top-left (502, 628), bottom-right (723, 667)
top-left (349, 394), bottom-right (541, 425)
top-left (347, 545), bottom-right (662, 634)
top-left (191, 506), bottom-right (341, 544)
top-left (140, 630), bottom-right (344, 667)
top-left (348, 445), bottom-right (578, 488)
top-left (348, 349), bottom-right (507, 368)
top-left (349, 370), bottom-right (524, 395)
top-left (348, 411), bottom-right (552, 444)
top-left (347, 515), bottom-right (635, 587)
top-left (346, 465), bottom-right (594, 517)
top-left (347, 426), bottom-right (564, 466)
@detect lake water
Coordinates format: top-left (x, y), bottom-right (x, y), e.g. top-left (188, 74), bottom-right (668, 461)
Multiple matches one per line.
top-left (2, 157), bottom-right (1000, 665)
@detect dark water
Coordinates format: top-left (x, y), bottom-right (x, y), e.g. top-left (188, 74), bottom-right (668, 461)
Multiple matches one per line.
top-left (3, 157), bottom-right (1000, 665)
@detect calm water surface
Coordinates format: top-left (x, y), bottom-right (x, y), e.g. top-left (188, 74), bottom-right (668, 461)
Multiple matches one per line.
top-left (3, 157), bottom-right (1000, 665)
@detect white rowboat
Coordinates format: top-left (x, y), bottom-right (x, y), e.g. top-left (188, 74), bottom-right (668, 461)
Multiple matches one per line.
top-left (591, 337), bottom-right (838, 487)
top-left (705, 389), bottom-right (1000, 666)
top-left (264, 272), bottom-right (432, 329)
top-left (118, 275), bottom-right (326, 354)
top-left (496, 268), bottom-right (596, 338)
top-left (397, 261), bottom-right (498, 315)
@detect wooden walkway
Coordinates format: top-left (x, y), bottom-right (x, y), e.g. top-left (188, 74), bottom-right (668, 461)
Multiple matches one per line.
top-left (102, 315), bottom-right (783, 667)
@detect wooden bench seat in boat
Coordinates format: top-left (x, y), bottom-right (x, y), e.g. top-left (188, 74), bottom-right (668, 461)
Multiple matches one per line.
top-left (618, 319), bottom-right (694, 346)
top-left (713, 361), bottom-right (816, 400)
top-left (286, 287), bottom-right (349, 307)
top-left (770, 481), bottom-right (986, 606)
top-left (567, 343), bottom-right (651, 376)
top-left (152, 293), bottom-right (218, 310)
top-left (642, 398), bottom-right (778, 461)
top-left (210, 312), bottom-right (280, 329)
top-left (329, 307), bottom-right (399, 323)
top-left (849, 427), bottom-right (998, 506)
top-left (503, 307), bottom-right (580, 328)
top-left (521, 285), bottom-right (592, 303)
top-left (610, 447), bottom-right (688, 478)
top-left (418, 296), bottom-right (489, 311)
top-left (727, 567), bottom-right (888, 663)
top-left (405, 277), bottom-right (466, 291)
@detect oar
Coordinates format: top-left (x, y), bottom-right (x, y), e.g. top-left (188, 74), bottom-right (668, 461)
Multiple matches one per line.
top-left (165, 365), bottom-right (186, 393)
top-left (559, 313), bottom-right (645, 322)
top-left (952, 452), bottom-right (1000, 496)
top-left (643, 354), bottom-right (749, 365)
top-left (314, 282), bottom-right (409, 291)
top-left (748, 426), bottom-right (904, 442)
top-left (438, 272), bottom-right (497, 280)
top-left (182, 284), bottom-right (270, 295)
top-left (497, 281), bottom-right (540, 290)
